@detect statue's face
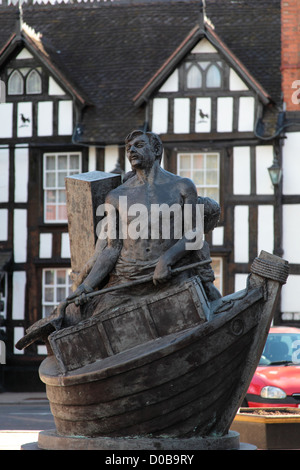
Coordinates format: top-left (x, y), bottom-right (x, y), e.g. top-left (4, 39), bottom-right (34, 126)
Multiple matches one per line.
top-left (126, 134), bottom-right (156, 170)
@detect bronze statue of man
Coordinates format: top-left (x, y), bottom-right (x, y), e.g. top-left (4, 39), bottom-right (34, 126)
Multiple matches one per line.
top-left (16, 130), bottom-right (220, 349)
top-left (66, 130), bottom-right (213, 319)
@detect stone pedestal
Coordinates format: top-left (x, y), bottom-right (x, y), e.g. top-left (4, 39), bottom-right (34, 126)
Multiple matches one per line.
top-left (65, 171), bottom-right (121, 276)
top-left (21, 429), bottom-right (256, 450)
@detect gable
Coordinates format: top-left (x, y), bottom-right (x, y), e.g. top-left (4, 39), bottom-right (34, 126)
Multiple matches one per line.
top-left (0, 17), bottom-right (94, 141)
top-left (0, 44), bottom-right (75, 140)
top-left (143, 33), bottom-right (270, 137)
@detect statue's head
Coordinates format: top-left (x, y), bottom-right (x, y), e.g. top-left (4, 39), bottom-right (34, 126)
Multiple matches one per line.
top-left (125, 130), bottom-right (163, 165)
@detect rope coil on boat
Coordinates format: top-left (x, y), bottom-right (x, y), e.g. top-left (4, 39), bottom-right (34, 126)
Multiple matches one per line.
top-left (250, 257), bottom-right (289, 284)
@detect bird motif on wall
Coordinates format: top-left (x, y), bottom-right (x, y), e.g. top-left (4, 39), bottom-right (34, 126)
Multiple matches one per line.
top-left (198, 108), bottom-right (209, 121)
top-left (19, 113), bottom-right (30, 127)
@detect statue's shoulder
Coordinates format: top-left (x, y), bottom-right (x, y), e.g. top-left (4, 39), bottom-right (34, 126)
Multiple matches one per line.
top-left (105, 174), bottom-right (137, 205)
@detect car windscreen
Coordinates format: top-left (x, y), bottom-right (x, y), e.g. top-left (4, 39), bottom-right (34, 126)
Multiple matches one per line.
top-left (259, 333), bottom-right (300, 365)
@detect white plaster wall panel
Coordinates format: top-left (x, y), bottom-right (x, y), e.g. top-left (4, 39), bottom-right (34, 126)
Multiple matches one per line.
top-left (233, 146), bottom-right (251, 195)
top-left (14, 327), bottom-right (24, 354)
top-left (257, 205), bottom-right (274, 255)
top-left (282, 132), bottom-right (300, 195)
top-left (16, 48), bottom-right (33, 60)
top-left (212, 226), bottom-right (224, 245)
top-left (234, 205), bottom-right (249, 263)
top-left (0, 103), bottom-right (13, 138)
top-left (238, 96), bottom-right (255, 132)
top-left (14, 146), bottom-right (29, 203)
top-left (0, 209), bottom-right (8, 241)
top-left (195, 97), bottom-right (211, 133)
top-left (13, 209), bottom-right (27, 263)
top-left (217, 97), bottom-right (233, 132)
top-left (234, 273), bottom-right (248, 292)
top-left (255, 145), bottom-right (274, 195)
top-left (61, 232), bottom-right (71, 258)
top-left (37, 345), bottom-right (47, 355)
top-left (229, 69), bottom-right (249, 91)
top-left (174, 98), bottom-right (190, 134)
top-left (282, 204), bottom-right (300, 264)
top-left (281, 274), bottom-right (300, 313)
top-left (39, 233), bottom-right (53, 259)
top-left (88, 146), bottom-right (97, 172)
top-left (152, 98), bottom-right (168, 134)
top-left (37, 101), bottom-right (53, 136)
top-left (17, 102), bottom-right (32, 138)
top-left (58, 100), bottom-right (73, 135)
top-left (191, 39), bottom-right (217, 54)
top-left (48, 77), bottom-right (66, 95)
top-left (159, 70), bottom-right (179, 92)
top-left (125, 148), bottom-right (131, 173)
top-left (0, 147), bottom-right (9, 202)
top-left (104, 145), bottom-right (119, 173)
top-left (12, 272), bottom-right (26, 320)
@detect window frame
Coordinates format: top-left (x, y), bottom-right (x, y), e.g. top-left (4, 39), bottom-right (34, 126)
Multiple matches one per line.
top-left (42, 268), bottom-right (72, 318)
top-left (177, 151), bottom-right (220, 203)
top-left (43, 151), bottom-right (82, 224)
top-left (26, 69), bottom-right (42, 95)
top-left (7, 69), bottom-right (24, 95)
top-left (183, 55), bottom-right (225, 92)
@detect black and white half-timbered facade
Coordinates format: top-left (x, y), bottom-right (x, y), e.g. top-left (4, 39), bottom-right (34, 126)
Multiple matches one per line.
top-left (0, 0), bottom-right (297, 390)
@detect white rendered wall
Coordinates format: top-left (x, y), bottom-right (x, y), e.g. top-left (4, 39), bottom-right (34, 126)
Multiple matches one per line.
top-left (233, 146), bottom-right (251, 195)
top-left (38, 101), bottom-right (53, 136)
top-left (88, 146), bottom-right (97, 172)
top-left (257, 205), bottom-right (274, 255)
top-left (48, 77), bottom-right (66, 96)
top-left (235, 273), bottom-right (248, 292)
top-left (152, 98), bottom-right (168, 134)
top-left (159, 70), bottom-right (179, 92)
top-left (217, 97), bottom-right (233, 132)
top-left (282, 204), bottom-right (300, 264)
top-left (234, 205), bottom-right (249, 263)
top-left (282, 132), bottom-right (300, 195)
top-left (13, 209), bottom-right (27, 263)
top-left (229, 69), bottom-right (249, 91)
top-left (61, 232), bottom-right (71, 258)
top-left (14, 146), bottom-right (29, 203)
top-left (0, 147), bottom-right (9, 202)
top-left (238, 97), bottom-right (255, 132)
top-left (174, 98), bottom-right (190, 133)
top-left (0, 103), bottom-right (13, 138)
top-left (58, 100), bottom-right (73, 135)
top-left (0, 209), bottom-right (8, 241)
top-left (12, 271), bottom-right (26, 320)
top-left (104, 145), bottom-right (119, 173)
top-left (256, 146), bottom-right (274, 195)
top-left (281, 275), bottom-right (300, 314)
top-left (39, 233), bottom-right (53, 259)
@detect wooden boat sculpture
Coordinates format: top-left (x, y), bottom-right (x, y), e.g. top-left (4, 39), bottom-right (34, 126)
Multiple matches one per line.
top-left (15, 169), bottom-right (289, 449)
top-left (18, 253), bottom-right (288, 446)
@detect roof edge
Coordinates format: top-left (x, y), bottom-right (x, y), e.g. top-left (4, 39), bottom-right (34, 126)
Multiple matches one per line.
top-left (133, 22), bottom-right (271, 108)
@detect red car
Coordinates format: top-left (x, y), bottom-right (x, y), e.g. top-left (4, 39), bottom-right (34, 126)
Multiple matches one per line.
top-left (243, 326), bottom-right (300, 408)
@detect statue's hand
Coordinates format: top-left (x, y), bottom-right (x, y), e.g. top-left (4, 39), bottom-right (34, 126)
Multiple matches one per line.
top-left (67, 282), bottom-right (94, 306)
top-left (153, 258), bottom-right (172, 285)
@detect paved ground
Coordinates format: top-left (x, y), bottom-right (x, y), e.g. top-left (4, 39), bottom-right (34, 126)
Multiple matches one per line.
top-left (0, 392), bottom-right (51, 450)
